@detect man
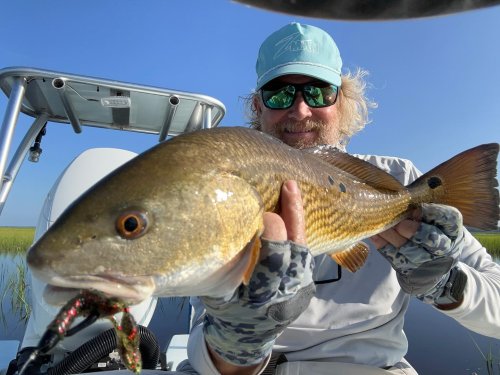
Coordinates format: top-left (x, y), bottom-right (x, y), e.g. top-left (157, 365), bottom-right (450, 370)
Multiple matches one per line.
top-left (181, 23), bottom-right (500, 374)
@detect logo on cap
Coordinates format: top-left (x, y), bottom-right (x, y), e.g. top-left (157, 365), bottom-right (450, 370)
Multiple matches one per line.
top-left (274, 32), bottom-right (319, 59)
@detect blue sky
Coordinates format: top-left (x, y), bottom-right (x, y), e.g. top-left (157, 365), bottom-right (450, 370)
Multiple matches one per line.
top-left (0, 0), bottom-right (499, 226)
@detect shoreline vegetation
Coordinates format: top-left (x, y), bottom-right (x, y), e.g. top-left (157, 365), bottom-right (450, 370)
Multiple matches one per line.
top-left (0, 227), bottom-right (36, 256)
top-left (1, 226), bottom-right (500, 257)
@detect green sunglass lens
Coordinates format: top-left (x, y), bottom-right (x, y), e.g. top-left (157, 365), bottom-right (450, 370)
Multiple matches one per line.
top-left (263, 86), bottom-right (295, 109)
top-left (303, 86), bottom-right (324, 107)
top-left (304, 85), bottom-right (338, 107)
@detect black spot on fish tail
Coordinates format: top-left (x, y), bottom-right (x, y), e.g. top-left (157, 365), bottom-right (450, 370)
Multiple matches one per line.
top-left (339, 182), bottom-right (347, 193)
top-left (427, 176), bottom-right (442, 189)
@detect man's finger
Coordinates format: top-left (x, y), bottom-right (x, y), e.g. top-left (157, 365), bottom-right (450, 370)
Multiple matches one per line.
top-left (370, 234), bottom-right (388, 250)
top-left (262, 212), bottom-right (287, 242)
top-left (393, 219), bottom-right (421, 239)
top-left (376, 228), bottom-right (408, 249)
top-left (372, 219), bottom-right (420, 249)
top-left (280, 180), bottom-right (307, 245)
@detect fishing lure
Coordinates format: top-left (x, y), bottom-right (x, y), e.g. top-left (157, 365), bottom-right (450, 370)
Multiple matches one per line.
top-left (19, 290), bottom-right (142, 374)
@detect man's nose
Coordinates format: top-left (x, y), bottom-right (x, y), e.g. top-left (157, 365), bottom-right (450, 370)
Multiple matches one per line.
top-left (288, 92), bottom-right (312, 121)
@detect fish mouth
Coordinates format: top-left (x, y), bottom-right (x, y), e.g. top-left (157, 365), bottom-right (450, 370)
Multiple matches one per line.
top-left (41, 274), bottom-right (156, 306)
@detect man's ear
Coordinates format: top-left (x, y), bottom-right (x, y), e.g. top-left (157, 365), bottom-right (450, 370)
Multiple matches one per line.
top-left (253, 94), bottom-right (262, 115)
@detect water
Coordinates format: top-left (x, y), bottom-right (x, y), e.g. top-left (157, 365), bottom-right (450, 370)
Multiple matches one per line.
top-left (405, 299), bottom-right (499, 374)
top-left (405, 257), bottom-right (500, 374)
top-left (1, 254), bottom-right (499, 374)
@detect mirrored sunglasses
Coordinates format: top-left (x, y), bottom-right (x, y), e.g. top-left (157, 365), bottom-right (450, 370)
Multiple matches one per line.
top-left (261, 82), bottom-right (339, 109)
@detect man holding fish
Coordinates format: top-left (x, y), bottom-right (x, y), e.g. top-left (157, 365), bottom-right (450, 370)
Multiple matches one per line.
top-left (182, 23), bottom-right (500, 374)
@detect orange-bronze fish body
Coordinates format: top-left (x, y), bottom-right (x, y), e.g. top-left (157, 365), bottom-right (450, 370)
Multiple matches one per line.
top-left (27, 127), bottom-right (499, 303)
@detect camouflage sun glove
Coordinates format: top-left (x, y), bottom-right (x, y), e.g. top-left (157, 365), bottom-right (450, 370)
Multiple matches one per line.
top-left (378, 203), bottom-right (464, 304)
top-left (201, 239), bottom-right (315, 366)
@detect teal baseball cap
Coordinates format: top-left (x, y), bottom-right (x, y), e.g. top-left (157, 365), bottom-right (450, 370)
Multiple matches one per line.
top-left (256, 23), bottom-right (342, 90)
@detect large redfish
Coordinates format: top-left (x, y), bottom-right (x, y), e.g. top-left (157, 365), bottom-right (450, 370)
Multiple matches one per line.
top-left (27, 127), bottom-right (499, 304)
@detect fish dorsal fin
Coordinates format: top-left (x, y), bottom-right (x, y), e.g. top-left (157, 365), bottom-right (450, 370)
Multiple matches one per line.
top-left (304, 146), bottom-right (403, 192)
top-left (330, 242), bottom-right (370, 272)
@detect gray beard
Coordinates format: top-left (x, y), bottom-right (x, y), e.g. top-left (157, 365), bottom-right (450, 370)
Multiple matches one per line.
top-left (265, 119), bottom-right (343, 149)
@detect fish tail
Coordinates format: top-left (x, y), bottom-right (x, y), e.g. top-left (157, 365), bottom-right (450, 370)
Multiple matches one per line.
top-left (408, 143), bottom-right (499, 230)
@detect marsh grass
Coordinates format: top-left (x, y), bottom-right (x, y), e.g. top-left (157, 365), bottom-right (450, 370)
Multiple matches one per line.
top-left (0, 227), bottom-right (35, 256)
top-left (0, 259), bottom-right (31, 327)
top-left (0, 227), bottom-right (34, 328)
top-left (472, 232), bottom-right (500, 258)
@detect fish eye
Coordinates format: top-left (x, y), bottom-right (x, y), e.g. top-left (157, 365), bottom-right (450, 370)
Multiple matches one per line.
top-left (116, 211), bottom-right (149, 239)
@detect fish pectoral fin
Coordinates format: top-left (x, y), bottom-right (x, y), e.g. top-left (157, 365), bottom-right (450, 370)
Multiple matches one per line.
top-left (242, 231), bottom-right (262, 285)
top-left (330, 242), bottom-right (370, 273)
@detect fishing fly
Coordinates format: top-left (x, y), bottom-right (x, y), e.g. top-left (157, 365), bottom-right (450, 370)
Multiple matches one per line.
top-left (17, 290), bottom-right (141, 375)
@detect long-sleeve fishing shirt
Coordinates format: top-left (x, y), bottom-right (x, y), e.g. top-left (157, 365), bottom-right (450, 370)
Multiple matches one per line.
top-left (186, 154), bottom-right (500, 374)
